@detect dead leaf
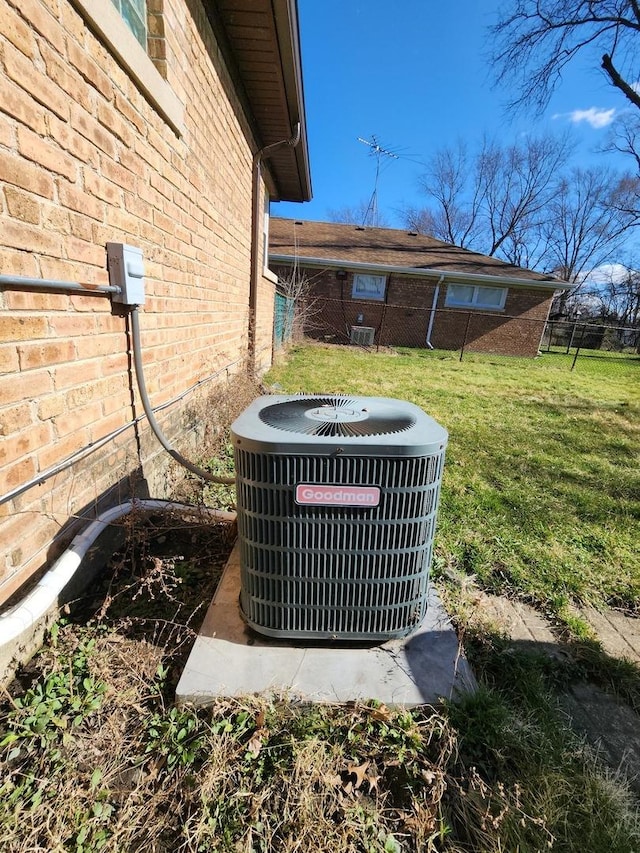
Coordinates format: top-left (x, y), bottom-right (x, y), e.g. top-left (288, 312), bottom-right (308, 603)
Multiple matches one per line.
top-left (255, 709), bottom-right (266, 729)
top-left (366, 771), bottom-right (381, 792)
top-left (347, 761), bottom-right (369, 790)
top-left (246, 728), bottom-right (268, 758)
top-left (368, 704), bottom-right (393, 723)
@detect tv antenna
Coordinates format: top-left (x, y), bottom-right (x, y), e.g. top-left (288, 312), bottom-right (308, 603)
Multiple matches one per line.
top-left (357, 135), bottom-right (399, 226)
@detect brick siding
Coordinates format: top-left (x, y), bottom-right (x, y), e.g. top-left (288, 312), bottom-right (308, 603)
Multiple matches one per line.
top-left (274, 266), bottom-right (553, 358)
top-left (0, 0), bottom-right (276, 603)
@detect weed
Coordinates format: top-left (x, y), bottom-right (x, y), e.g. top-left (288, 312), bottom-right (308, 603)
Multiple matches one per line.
top-left (2, 637), bottom-right (106, 755)
top-left (201, 441), bottom-right (236, 510)
top-left (142, 706), bottom-right (206, 771)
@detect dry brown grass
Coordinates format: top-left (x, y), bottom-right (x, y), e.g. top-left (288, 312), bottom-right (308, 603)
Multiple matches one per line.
top-left (2, 612), bottom-right (560, 852)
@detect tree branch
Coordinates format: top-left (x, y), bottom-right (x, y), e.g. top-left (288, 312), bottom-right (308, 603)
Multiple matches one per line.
top-left (602, 53), bottom-right (640, 109)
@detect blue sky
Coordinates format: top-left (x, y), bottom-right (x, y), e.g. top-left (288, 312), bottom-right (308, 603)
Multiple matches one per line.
top-left (273, 0), bottom-right (632, 227)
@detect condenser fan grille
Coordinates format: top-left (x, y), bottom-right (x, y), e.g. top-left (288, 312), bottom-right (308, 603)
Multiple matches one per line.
top-left (258, 396), bottom-right (416, 437)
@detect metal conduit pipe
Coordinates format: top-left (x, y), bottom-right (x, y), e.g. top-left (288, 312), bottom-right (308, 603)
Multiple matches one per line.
top-left (0, 500), bottom-right (236, 649)
top-left (0, 273), bottom-right (121, 297)
top-left (129, 307), bottom-right (236, 485)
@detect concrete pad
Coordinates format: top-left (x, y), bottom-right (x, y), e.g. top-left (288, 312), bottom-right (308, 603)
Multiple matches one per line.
top-left (176, 543), bottom-right (476, 707)
top-left (581, 607), bottom-right (640, 663)
top-left (479, 593), bottom-right (557, 644)
top-left (561, 682), bottom-right (640, 792)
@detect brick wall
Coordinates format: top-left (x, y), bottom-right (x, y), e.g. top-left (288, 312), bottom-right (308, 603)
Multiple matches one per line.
top-left (274, 265), bottom-right (553, 357)
top-left (430, 287), bottom-right (553, 357)
top-left (0, 0), bottom-right (275, 604)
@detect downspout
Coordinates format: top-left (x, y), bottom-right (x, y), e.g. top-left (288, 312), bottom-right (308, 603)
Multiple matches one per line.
top-left (249, 123), bottom-right (301, 376)
top-left (426, 275), bottom-right (444, 349)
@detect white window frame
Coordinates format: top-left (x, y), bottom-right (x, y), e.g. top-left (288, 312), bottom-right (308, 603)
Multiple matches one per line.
top-left (70, 0), bottom-right (184, 136)
top-left (351, 273), bottom-right (387, 301)
top-left (263, 194), bottom-right (278, 283)
top-left (445, 283), bottom-right (507, 311)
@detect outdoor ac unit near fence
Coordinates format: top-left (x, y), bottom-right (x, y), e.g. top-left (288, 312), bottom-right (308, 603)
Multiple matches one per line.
top-left (231, 395), bottom-right (448, 641)
top-left (350, 325), bottom-right (376, 347)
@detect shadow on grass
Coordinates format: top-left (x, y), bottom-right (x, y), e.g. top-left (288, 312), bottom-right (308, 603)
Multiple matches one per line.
top-left (459, 625), bottom-right (640, 793)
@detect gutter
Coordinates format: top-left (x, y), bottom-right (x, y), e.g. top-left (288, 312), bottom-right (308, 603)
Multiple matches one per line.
top-left (269, 254), bottom-right (571, 292)
top-left (270, 0), bottom-right (312, 202)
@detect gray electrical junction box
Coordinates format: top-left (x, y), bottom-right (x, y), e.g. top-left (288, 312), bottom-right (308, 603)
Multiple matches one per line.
top-left (106, 243), bottom-right (145, 305)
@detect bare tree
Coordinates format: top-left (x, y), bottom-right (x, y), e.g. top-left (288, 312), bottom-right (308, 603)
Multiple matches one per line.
top-left (481, 135), bottom-right (573, 258)
top-left (406, 142), bottom-right (485, 248)
top-left (403, 134), bottom-right (573, 261)
top-left (491, 1), bottom-right (640, 114)
top-left (607, 112), bottom-right (640, 174)
top-left (327, 201), bottom-right (389, 228)
top-left (275, 266), bottom-right (320, 341)
top-left (596, 266), bottom-right (640, 327)
top-left (539, 167), bottom-right (638, 283)
top-left (603, 115), bottom-right (640, 215)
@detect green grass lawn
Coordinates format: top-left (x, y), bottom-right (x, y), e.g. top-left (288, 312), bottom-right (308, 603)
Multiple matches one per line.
top-left (266, 344), bottom-right (640, 633)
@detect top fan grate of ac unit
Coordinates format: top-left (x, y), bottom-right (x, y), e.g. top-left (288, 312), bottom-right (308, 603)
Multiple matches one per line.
top-left (257, 396), bottom-right (417, 437)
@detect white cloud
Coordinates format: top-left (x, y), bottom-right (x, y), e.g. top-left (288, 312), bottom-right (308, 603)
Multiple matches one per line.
top-left (580, 263), bottom-right (632, 285)
top-left (552, 107), bottom-right (618, 128)
top-left (568, 107), bottom-right (616, 128)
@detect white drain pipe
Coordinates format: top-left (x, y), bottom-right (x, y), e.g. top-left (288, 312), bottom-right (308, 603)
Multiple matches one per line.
top-left (426, 275), bottom-right (444, 349)
top-left (0, 500), bottom-right (235, 648)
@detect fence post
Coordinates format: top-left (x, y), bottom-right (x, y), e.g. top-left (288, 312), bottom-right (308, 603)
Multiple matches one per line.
top-left (546, 321), bottom-right (553, 352)
top-left (460, 312), bottom-right (472, 362)
top-left (377, 303), bottom-right (388, 353)
top-left (570, 323), bottom-right (586, 371)
top-left (567, 318), bottom-right (582, 353)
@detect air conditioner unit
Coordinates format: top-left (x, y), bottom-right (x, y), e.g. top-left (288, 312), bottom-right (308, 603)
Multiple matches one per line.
top-left (350, 325), bottom-right (376, 346)
top-left (230, 395), bottom-right (448, 641)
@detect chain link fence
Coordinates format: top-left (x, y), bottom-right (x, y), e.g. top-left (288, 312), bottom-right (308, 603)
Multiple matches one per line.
top-left (273, 292), bottom-right (295, 350)
top-left (300, 296), bottom-right (639, 371)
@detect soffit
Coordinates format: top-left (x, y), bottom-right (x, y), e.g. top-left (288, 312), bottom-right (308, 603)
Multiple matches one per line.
top-left (208, 0), bottom-right (311, 202)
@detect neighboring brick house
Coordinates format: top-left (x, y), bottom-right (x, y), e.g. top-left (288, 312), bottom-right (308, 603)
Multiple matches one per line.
top-left (270, 218), bottom-right (570, 356)
top-left (0, 0), bottom-right (310, 605)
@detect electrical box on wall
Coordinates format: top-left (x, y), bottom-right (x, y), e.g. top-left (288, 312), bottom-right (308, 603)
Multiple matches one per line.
top-left (107, 243), bottom-right (145, 305)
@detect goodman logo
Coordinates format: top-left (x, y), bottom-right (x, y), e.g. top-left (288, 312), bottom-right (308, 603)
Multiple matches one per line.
top-left (295, 484), bottom-right (381, 507)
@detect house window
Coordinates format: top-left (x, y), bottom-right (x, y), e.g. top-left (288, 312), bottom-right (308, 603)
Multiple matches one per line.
top-left (110, 0), bottom-right (147, 48)
top-left (352, 273), bottom-right (386, 301)
top-left (445, 284), bottom-right (507, 310)
top-left (73, 0), bottom-right (182, 133)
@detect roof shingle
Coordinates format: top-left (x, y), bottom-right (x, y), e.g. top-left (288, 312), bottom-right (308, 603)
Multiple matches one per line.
top-left (270, 218), bottom-right (562, 284)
